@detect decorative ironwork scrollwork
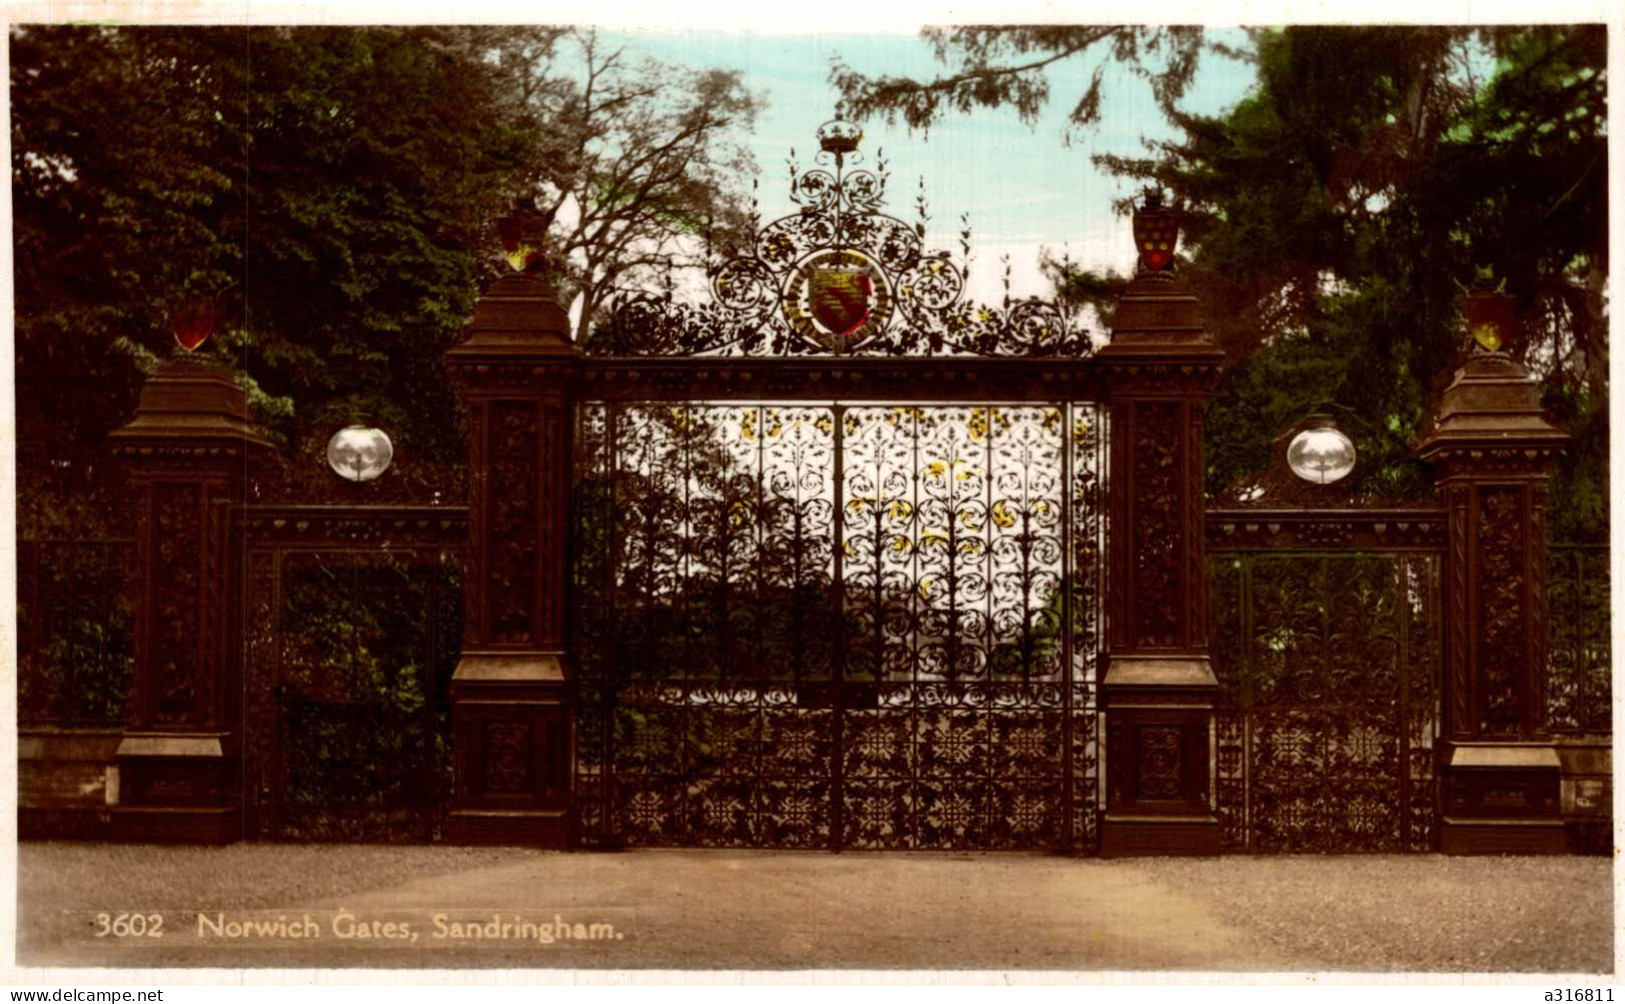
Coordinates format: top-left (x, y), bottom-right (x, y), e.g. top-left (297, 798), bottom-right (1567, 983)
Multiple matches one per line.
top-left (598, 120), bottom-right (1092, 358)
top-left (571, 401), bottom-right (1105, 850)
top-left (1546, 544), bottom-right (1611, 733)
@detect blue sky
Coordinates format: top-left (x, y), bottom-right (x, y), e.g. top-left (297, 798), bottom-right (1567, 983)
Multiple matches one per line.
top-left (601, 29), bottom-right (1258, 303)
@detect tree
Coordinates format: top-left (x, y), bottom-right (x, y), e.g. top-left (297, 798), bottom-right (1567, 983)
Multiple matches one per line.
top-left (12, 26), bottom-right (765, 530)
top-left (1092, 26), bottom-right (1606, 530)
top-left (12, 25), bottom-right (540, 529)
top-left (238, 26), bottom-right (542, 472)
top-left (494, 27), bottom-right (762, 342)
top-left (12, 26), bottom-right (250, 530)
top-left (830, 26), bottom-right (1206, 141)
top-left (839, 26), bottom-right (1607, 536)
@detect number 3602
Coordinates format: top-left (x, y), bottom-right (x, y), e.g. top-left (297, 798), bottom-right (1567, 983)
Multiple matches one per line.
top-left (92, 913), bottom-right (164, 937)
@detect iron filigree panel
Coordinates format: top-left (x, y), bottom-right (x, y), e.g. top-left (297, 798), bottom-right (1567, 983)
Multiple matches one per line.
top-left (574, 401), bottom-right (1104, 851)
top-left (1547, 544), bottom-right (1611, 734)
top-left (598, 121), bottom-right (1090, 358)
top-left (1209, 551), bottom-right (1442, 853)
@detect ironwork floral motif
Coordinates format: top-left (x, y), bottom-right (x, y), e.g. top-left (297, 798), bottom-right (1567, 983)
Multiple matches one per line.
top-left (1137, 726), bottom-right (1183, 798)
top-left (601, 123), bottom-right (1091, 358)
top-left (484, 721), bottom-right (532, 793)
top-left (151, 482), bottom-right (203, 726)
top-left (1130, 401), bottom-right (1183, 648)
top-left (1476, 488), bottom-right (1526, 735)
top-left (487, 402), bottom-right (540, 645)
top-left (571, 401), bottom-right (1104, 850)
top-left (1448, 487), bottom-right (1473, 737)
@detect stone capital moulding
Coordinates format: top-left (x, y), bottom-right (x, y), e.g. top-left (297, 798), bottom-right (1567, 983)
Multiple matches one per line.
top-left (1415, 351), bottom-right (1568, 463)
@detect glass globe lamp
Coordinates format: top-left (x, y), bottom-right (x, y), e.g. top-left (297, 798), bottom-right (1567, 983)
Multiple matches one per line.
top-left (326, 425), bottom-right (394, 482)
top-left (1286, 418), bottom-right (1357, 485)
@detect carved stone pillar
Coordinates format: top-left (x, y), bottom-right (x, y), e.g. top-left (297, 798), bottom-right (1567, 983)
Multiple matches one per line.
top-left (444, 271), bottom-right (578, 846)
top-left (1416, 351), bottom-right (1569, 854)
top-left (1096, 270), bottom-right (1225, 856)
top-left (108, 356), bottom-right (274, 843)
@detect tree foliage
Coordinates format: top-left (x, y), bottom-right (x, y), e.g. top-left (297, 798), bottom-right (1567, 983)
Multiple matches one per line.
top-left (13, 26), bottom-right (252, 525)
top-left (11, 25), bottom-right (760, 532)
top-left (12, 25), bottom-right (539, 525)
top-left (239, 27), bottom-right (543, 466)
top-left (1099, 26), bottom-right (1607, 535)
top-left (839, 25), bottom-right (1607, 538)
top-left (831, 26), bottom-right (1205, 142)
top-left (510, 28), bottom-right (762, 341)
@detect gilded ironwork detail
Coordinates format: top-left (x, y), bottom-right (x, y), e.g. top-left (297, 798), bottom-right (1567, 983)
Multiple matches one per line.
top-left (601, 130), bottom-right (1090, 357)
top-left (573, 401), bottom-right (1104, 850)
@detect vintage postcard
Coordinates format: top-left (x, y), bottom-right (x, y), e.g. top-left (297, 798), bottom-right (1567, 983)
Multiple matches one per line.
top-left (5, 1), bottom-right (1617, 985)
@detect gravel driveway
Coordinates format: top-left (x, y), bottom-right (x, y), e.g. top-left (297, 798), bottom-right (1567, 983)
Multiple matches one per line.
top-left (1134, 854), bottom-right (1612, 973)
top-left (15, 843), bottom-right (1613, 972)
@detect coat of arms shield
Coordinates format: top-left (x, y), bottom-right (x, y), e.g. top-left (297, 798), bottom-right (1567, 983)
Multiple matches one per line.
top-left (807, 266), bottom-right (874, 337)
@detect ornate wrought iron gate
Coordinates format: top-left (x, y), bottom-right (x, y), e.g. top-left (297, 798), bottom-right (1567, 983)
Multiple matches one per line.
top-left (1207, 517), bottom-right (1445, 853)
top-left (28, 106), bottom-right (1597, 854)
top-left (573, 401), bottom-right (1106, 851)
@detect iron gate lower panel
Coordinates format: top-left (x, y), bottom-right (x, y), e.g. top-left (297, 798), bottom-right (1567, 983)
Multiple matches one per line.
top-left (599, 682), bottom-right (1097, 850)
top-left (573, 402), bottom-right (1106, 851)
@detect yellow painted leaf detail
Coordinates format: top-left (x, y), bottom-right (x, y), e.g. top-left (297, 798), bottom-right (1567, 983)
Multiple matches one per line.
top-left (992, 500), bottom-right (1016, 528)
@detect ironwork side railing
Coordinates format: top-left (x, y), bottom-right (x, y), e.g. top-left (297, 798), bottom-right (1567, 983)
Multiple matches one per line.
top-left (17, 537), bottom-right (136, 727)
top-left (1547, 543), bottom-right (1612, 735)
top-left (1205, 508), bottom-right (1445, 853)
top-left (237, 503), bottom-right (468, 842)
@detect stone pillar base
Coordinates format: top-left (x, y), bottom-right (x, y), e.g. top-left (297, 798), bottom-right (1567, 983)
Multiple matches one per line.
top-left (446, 809), bottom-right (572, 847)
top-left (110, 733), bottom-right (241, 844)
top-left (1440, 743), bottom-right (1564, 855)
top-left (1101, 814), bottom-right (1220, 857)
top-left (1100, 657), bottom-right (1221, 857)
top-left (111, 806), bottom-right (241, 845)
top-left (446, 654), bottom-right (571, 848)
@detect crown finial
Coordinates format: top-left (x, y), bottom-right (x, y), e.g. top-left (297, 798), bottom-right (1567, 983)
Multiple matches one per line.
top-left (817, 118), bottom-right (862, 156)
